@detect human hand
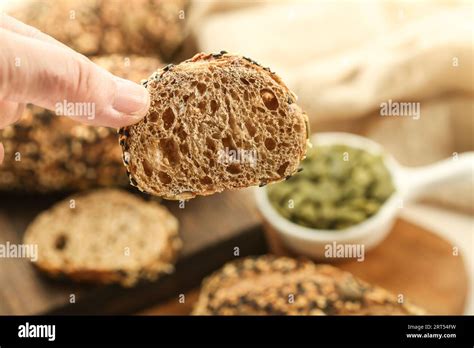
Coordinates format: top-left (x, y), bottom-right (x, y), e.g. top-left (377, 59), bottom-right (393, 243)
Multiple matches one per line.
top-left (0, 14), bottom-right (150, 164)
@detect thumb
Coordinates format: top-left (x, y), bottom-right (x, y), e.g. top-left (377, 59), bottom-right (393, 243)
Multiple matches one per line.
top-left (0, 28), bottom-right (149, 128)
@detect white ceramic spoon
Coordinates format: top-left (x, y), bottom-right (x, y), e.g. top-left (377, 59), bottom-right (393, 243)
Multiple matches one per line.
top-left (255, 132), bottom-right (474, 259)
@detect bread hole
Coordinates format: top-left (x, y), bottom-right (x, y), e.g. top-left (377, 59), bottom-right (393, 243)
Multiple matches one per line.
top-left (257, 106), bottom-right (266, 113)
top-left (213, 82), bottom-right (220, 89)
top-left (183, 94), bottom-right (190, 102)
top-left (142, 159), bottom-right (153, 177)
top-left (200, 176), bottom-right (213, 185)
top-left (159, 138), bottom-right (180, 165)
top-left (148, 111), bottom-right (159, 123)
top-left (264, 137), bottom-right (277, 151)
top-left (226, 163), bottom-right (241, 174)
top-left (198, 101), bottom-right (207, 113)
top-left (245, 120), bottom-right (257, 137)
top-left (294, 123), bottom-right (301, 132)
top-left (243, 91), bottom-right (249, 101)
top-left (206, 137), bottom-right (216, 152)
top-left (260, 89), bottom-right (279, 110)
top-left (222, 135), bottom-right (236, 151)
top-left (162, 108), bottom-right (175, 129)
top-left (240, 77), bottom-right (250, 85)
top-left (158, 171), bottom-right (172, 184)
top-left (54, 234), bottom-right (68, 251)
top-left (176, 126), bottom-right (188, 141)
top-left (208, 66), bottom-right (215, 72)
top-left (148, 125), bottom-right (156, 134)
top-left (210, 100), bottom-right (219, 115)
top-left (277, 161), bottom-right (290, 176)
top-left (249, 78), bottom-right (256, 83)
top-left (180, 143), bottom-right (189, 155)
top-left (204, 149), bottom-right (213, 160)
top-left (230, 89), bottom-right (239, 101)
top-left (197, 82), bottom-right (207, 95)
top-left (221, 76), bottom-right (228, 84)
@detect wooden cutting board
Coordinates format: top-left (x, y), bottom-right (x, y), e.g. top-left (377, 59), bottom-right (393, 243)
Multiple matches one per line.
top-left (141, 219), bottom-right (469, 315)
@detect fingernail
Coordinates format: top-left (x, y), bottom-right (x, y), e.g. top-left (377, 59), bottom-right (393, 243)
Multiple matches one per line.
top-left (112, 78), bottom-right (150, 117)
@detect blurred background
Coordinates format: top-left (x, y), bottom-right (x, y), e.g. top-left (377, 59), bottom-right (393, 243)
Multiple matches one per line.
top-left (0, 0), bottom-right (472, 315)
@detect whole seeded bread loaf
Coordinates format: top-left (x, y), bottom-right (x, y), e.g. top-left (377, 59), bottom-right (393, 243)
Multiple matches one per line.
top-left (23, 189), bottom-right (182, 287)
top-left (193, 255), bottom-right (425, 315)
top-left (10, 0), bottom-right (188, 59)
top-left (119, 52), bottom-right (309, 200)
top-left (0, 55), bottom-right (160, 192)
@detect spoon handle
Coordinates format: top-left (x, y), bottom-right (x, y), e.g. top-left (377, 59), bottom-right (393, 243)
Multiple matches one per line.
top-left (397, 151), bottom-right (474, 202)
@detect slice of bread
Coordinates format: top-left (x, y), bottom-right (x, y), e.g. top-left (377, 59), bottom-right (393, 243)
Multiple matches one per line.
top-left (0, 55), bottom-right (161, 192)
top-left (23, 189), bottom-right (182, 287)
top-left (193, 255), bottom-right (425, 315)
top-left (119, 52), bottom-right (309, 200)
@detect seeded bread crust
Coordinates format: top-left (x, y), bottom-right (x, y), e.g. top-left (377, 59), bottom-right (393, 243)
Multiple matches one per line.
top-left (10, 0), bottom-right (188, 59)
top-left (193, 255), bottom-right (425, 315)
top-left (0, 55), bottom-right (160, 192)
top-left (119, 52), bottom-right (309, 200)
top-left (23, 189), bottom-right (182, 287)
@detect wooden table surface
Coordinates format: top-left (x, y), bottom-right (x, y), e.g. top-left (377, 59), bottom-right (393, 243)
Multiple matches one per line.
top-left (0, 189), bottom-right (468, 315)
top-left (0, 188), bottom-right (266, 315)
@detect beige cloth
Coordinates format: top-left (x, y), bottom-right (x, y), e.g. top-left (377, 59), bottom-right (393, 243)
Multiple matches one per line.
top-left (192, 0), bottom-right (474, 212)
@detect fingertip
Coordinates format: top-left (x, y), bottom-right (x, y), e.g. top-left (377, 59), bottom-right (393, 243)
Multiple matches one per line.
top-left (112, 77), bottom-right (150, 119)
